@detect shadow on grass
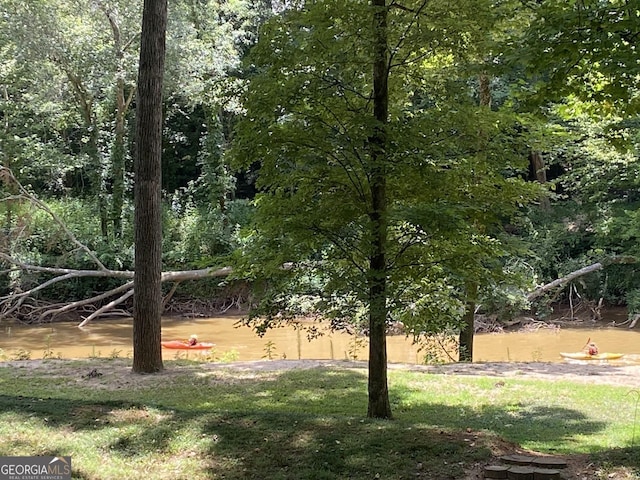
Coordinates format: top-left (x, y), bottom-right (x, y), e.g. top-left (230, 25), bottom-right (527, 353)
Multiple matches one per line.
top-left (199, 410), bottom-right (491, 479)
top-left (0, 366), bottom-right (638, 479)
top-left (592, 446), bottom-right (640, 476)
top-left (0, 394), bottom-right (139, 429)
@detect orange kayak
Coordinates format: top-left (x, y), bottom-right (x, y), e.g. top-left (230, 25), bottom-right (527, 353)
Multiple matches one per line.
top-left (161, 341), bottom-right (215, 350)
top-left (560, 352), bottom-right (624, 361)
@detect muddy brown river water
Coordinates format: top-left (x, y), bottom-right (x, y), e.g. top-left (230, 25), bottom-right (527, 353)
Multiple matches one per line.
top-left (0, 314), bottom-right (639, 364)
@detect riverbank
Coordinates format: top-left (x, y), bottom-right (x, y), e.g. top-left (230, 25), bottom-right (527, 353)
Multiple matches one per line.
top-left (3, 358), bottom-right (640, 388)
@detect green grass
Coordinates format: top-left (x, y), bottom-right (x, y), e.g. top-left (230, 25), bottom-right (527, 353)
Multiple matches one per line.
top-left (0, 359), bottom-right (638, 479)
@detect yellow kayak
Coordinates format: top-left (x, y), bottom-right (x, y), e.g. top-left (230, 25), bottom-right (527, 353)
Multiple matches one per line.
top-left (560, 352), bottom-right (624, 361)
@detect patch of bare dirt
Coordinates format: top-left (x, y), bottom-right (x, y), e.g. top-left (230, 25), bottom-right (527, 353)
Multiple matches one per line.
top-left (2, 357), bottom-right (640, 388)
top-left (394, 359), bottom-right (640, 388)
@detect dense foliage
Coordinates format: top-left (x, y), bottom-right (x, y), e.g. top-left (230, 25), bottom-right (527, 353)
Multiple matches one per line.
top-left (230, 0), bottom-right (539, 339)
top-left (0, 0), bottom-right (638, 324)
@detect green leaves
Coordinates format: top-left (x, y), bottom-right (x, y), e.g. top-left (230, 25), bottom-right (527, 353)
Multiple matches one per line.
top-left (231, 0), bottom-right (538, 333)
top-left (511, 0), bottom-right (640, 115)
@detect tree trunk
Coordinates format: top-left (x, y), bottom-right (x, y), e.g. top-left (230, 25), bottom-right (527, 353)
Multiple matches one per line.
top-left (86, 103), bottom-right (108, 239)
top-left (459, 283), bottom-right (477, 362)
top-left (91, 125), bottom-right (109, 239)
top-left (102, 4), bottom-right (136, 239)
top-left (459, 73), bottom-right (492, 362)
top-left (111, 112), bottom-right (126, 238)
top-left (478, 72), bottom-right (491, 110)
top-left (133, 0), bottom-right (167, 374)
top-left (367, 0), bottom-right (392, 420)
top-left (529, 151), bottom-right (551, 211)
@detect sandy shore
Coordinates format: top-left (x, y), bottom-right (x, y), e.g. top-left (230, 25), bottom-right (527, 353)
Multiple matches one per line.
top-left (207, 358), bottom-right (640, 388)
top-left (2, 357), bottom-right (640, 389)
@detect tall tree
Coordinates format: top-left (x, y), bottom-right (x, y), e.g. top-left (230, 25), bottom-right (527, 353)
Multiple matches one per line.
top-left (98, 0), bottom-right (139, 239)
top-left (232, 0), bottom-right (535, 418)
top-left (501, 0), bottom-right (640, 309)
top-left (162, 0), bottom-right (273, 209)
top-left (368, 0), bottom-right (391, 419)
top-left (133, 0), bottom-right (168, 374)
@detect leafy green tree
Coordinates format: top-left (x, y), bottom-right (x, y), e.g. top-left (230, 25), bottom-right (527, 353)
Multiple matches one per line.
top-left (232, 0), bottom-right (536, 418)
top-left (163, 0), bottom-right (272, 215)
top-left (1, 0), bottom-right (264, 240)
top-left (0, 0), bottom-right (268, 320)
top-left (0, 0), bottom-right (141, 239)
top-left (0, 5), bottom-right (80, 193)
top-left (528, 105), bottom-right (640, 304)
top-left (515, 0), bottom-right (639, 115)
top-left (505, 0), bottom-right (640, 310)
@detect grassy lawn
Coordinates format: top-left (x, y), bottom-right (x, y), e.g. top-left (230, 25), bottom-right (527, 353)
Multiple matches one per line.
top-left (0, 359), bottom-right (638, 479)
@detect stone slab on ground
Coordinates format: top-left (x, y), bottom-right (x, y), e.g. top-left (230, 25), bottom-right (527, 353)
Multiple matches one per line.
top-left (532, 469), bottom-right (562, 480)
top-left (484, 454), bottom-right (565, 479)
top-left (531, 457), bottom-right (568, 469)
top-left (484, 465), bottom-right (509, 478)
top-left (501, 455), bottom-right (537, 466)
top-left (507, 466), bottom-right (535, 479)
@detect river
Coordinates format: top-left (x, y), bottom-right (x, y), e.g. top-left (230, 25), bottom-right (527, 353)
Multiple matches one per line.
top-left (0, 314), bottom-right (639, 364)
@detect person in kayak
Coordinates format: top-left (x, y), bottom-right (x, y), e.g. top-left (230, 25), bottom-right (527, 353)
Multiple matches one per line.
top-left (187, 334), bottom-right (199, 346)
top-left (584, 341), bottom-right (599, 356)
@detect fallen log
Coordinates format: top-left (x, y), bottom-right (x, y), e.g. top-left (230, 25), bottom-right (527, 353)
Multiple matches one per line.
top-left (0, 261), bottom-right (234, 325)
top-left (527, 256), bottom-right (637, 302)
top-left (527, 263), bottom-right (605, 302)
top-left (0, 167), bottom-right (239, 325)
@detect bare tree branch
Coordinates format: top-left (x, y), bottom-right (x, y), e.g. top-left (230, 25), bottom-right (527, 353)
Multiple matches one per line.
top-left (38, 281), bottom-right (135, 322)
top-left (527, 263), bottom-right (605, 302)
top-left (526, 256), bottom-right (637, 302)
top-left (0, 250), bottom-right (233, 323)
top-left (78, 289), bottom-right (135, 327)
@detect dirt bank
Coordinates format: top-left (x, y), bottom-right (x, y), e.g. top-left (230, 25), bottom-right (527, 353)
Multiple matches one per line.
top-left (4, 358), bottom-right (639, 389)
top-left (217, 358), bottom-right (640, 387)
